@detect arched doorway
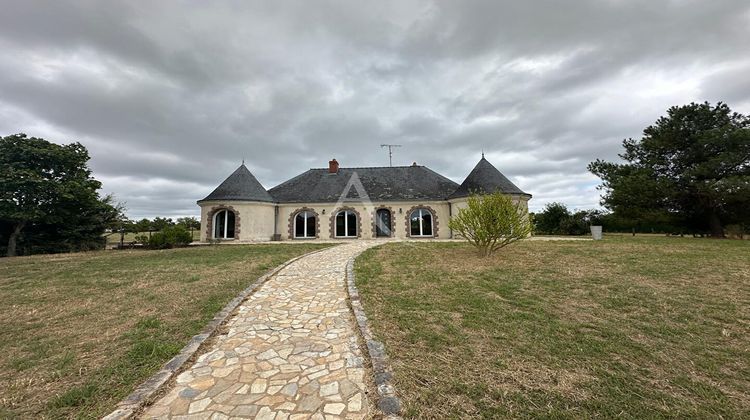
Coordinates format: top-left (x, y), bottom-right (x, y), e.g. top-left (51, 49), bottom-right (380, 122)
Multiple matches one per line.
top-left (375, 208), bottom-right (392, 237)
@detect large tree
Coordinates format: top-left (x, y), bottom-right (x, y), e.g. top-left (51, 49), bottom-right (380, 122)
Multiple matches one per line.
top-left (0, 133), bottom-right (120, 256)
top-left (588, 102), bottom-right (750, 237)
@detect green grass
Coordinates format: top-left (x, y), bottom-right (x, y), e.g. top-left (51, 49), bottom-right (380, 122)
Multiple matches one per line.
top-left (355, 236), bottom-right (750, 419)
top-left (0, 243), bottom-right (330, 419)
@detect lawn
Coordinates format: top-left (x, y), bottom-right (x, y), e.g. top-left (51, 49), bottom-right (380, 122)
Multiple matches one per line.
top-left (0, 243), bottom-right (330, 419)
top-left (354, 236), bottom-right (750, 418)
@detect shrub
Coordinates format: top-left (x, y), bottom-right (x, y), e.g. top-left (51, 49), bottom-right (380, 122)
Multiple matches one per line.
top-left (143, 225), bottom-right (193, 249)
top-left (533, 204), bottom-right (606, 235)
top-left (533, 202), bottom-right (570, 235)
top-left (448, 192), bottom-right (532, 257)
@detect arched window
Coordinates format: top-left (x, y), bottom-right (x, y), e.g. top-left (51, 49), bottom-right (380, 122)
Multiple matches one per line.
top-left (410, 208), bottom-right (433, 237)
top-left (335, 210), bottom-right (357, 238)
top-left (213, 209), bottom-right (235, 239)
top-left (294, 211), bottom-right (317, 238)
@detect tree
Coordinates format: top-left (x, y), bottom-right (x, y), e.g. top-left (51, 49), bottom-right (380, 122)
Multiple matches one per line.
top-left (176, 216), bottom-right (200, 239)
top-left (133, 218), bottom-right (154, 233)
top-left (176, 216), bottom-right (200, 230)
top-left (533, 202), bottom-right (570, 235)
top-left (151, 217), bottom-right (174, 231)
top-left (0, 133), bottom-right (120, 256)
top-left (589, 102), bottom-right (750, 237)
top-left (560, 210), bottom-right (591, 236)
top-left (532, 203), bottom-right (604, 235)
top-left (448, 193), bottom-right (532, 257)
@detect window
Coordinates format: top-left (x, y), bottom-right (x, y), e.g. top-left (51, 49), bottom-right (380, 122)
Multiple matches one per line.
top-left (213, 209), bottom-right (235, 239)
top-left (294, 211), bottom-right (316, 238)
top-left (335, 210), bottom-right (357, 237)
top-left (409, 208), bottom-right (433, 237)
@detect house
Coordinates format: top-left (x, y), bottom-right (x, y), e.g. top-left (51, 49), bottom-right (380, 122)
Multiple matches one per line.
top-left (197, 156), bottom-right (531, 241)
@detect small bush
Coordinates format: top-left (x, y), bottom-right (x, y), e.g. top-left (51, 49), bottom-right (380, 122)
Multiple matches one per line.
top-left (448, 192), bottom-right (532, 257)
top-left (142, 226), bottom-right (193, 249)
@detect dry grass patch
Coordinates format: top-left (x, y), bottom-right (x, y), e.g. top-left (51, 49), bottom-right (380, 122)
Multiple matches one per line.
top-left (355, 236), bottom-right (750, 418)
top-left (0, 243), bottom-right (330, 419)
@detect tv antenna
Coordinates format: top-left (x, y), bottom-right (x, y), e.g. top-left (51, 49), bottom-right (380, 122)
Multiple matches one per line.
top-left (380, 144), bottom-right (402, 167)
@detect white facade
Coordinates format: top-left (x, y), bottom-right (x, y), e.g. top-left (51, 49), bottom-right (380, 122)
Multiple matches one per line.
top-left (199, 197), bottom-right (531, 242)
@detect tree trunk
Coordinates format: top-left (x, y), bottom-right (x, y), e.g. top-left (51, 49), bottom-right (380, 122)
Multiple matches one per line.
top-left (6, 221), bottom-right (26, 257)
top-left (708, 211), bottom-right (725, 238)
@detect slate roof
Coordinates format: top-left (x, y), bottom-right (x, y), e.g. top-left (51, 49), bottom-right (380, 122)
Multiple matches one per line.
top-left (199, 164), bottom-right (275, 203)
top-left (449, 157), bottom-right (531, 199)
top-left (268, 165), bottom-right (460, 203)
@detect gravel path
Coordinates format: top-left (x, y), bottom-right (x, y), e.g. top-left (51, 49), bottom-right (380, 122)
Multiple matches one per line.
top-left (143, 242), bottom-right (378, 419)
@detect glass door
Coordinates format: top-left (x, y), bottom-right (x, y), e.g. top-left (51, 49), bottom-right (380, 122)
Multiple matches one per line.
top-left (376, 209), bottom-right (391, 237)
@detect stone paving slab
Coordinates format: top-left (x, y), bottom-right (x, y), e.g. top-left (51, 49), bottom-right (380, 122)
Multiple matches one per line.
top-left (142, 241), bottom-right (378, 420)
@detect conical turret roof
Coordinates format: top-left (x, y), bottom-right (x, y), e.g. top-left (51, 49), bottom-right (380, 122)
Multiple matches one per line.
top-left (449, 157), bottom-right (530, 199)
top-left (199, 164), bottom-right (274, 202)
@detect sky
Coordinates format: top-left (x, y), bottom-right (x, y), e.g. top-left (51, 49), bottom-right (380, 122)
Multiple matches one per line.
top-left (1, 1), bottom-right (749, 219)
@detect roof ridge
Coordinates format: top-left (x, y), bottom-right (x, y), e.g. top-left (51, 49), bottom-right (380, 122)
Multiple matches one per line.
top-left (267, 164), bottom-right (460, 203)
top-left (268, 168), bottom-right (315, 191)
top-left (420, 165), bottom-right (460, 185)
top-left (308, 165), bottom-right (424, 170)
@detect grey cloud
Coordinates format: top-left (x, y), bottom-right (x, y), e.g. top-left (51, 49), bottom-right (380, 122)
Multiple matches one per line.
top-left (1, 0), bottom-right (749, 218)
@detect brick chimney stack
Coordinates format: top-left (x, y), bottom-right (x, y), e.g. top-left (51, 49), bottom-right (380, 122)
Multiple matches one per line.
top-left (328, 159), bottom-right (339, 174)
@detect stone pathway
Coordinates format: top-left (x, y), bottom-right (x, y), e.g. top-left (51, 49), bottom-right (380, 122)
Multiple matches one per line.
top-left (142, 241), bottom-right (378, 419)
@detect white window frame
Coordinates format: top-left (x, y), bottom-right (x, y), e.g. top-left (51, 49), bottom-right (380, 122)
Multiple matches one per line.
top-left (335, 210), bottom-right (358, 238)
top-left (294, 211), bottom-right (316, 239)
top-left (410, 208), bottom-right (434, 237)
top-left (213, 209), bottom-right (234, 239)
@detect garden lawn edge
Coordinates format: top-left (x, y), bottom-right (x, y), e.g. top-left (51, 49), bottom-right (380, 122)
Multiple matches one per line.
top-left (346, 251), bottom-right (403, 418)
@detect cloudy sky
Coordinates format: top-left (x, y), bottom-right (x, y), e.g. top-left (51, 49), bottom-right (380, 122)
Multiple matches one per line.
top-left (2, 1), bottom-right (749, 218)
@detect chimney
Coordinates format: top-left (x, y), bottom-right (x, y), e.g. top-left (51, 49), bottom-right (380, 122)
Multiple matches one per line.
top-left (328, 158), bottom-right (339, 174)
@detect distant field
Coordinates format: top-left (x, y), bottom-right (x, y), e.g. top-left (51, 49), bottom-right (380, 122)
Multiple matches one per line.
top-left (104, 230), bottom-right (202, 245)
top-left (0, 243), bottom-right (331, 419)
top-left (355, 236), bottom-right (750, 418)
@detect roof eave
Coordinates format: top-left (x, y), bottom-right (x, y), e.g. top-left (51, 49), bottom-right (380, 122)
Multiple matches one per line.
top-left (197, 198), bottom-right (277, 204)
